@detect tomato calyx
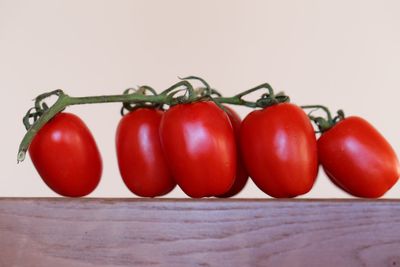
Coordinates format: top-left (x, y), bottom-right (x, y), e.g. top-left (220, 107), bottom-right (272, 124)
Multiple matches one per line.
top-left (120, 86), bottom-right (162, 116)
top-left (120, 80), bottom-right (202, 115)
top-left (179, 76), bottom-right (290, 109)
top-left (255, 90), bottom-right (290, 108)
top-left (178, 76), bottom-right (230, 111)
top-left (301, 105), bottom-right (346, 133)
top-left (23, 89), bottom-right (66, 130)
top-left (241, 83), bottom-right (290, 108)
top-left (212, 83), bottom-right (290, 109)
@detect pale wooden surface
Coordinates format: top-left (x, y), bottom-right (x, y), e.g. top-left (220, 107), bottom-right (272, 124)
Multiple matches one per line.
top-left (0, 198), bottom-right (399, 267)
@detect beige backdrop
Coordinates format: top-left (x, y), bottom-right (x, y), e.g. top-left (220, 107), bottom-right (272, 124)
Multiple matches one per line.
top-left (1, 0), bottom-right (399, 198)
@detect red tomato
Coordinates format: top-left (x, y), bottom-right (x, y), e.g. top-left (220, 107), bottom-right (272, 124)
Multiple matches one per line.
top-left (217, 106), bottom-right (248, 198)
top-left (160, 101), bottom-right (236, 198)
top-left (116, 108), bottom-right (175, 197)
top-left (240, 103), bottom-right (318, 198)
top-left (29, 112), bottom-right (102, 197)
top-left (318, 116), bottom-right (400, 198)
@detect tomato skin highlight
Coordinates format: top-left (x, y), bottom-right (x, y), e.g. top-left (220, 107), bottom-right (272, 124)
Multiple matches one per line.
top-left (318, 116), bottom-right (400, 198)
top-left (29, 112), bottom-right (102, 197)
top-left (116, 108), bottom-right (175, 197)
top-left (240, 103), bottom-right (318, 198)
top-left (217, 106), bottom-right (248, 198)
top-left (160, 101), bottom-right (236, 198)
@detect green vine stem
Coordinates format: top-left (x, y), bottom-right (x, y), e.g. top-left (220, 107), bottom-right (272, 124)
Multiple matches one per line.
top-left (18, 79), bottom-right (290, 163)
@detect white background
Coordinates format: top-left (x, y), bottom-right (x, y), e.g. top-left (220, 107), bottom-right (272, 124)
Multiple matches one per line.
top-left (1, 0), bottom-right (399, 198)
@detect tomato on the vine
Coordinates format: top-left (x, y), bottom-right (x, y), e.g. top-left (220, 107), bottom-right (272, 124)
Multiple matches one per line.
top-left (318, 116), bottom-right (399, 198)
top-left (29, 112), bottom-right (102, 197)
top-left (22, 77), bottom-right (399, 200)
top-left (240, 103), bottom-right (318, 198)
top-left (160, 101), bottom-right (236, 198)
top-left (116, 107), bottom-right (175, 197)
top-left (217, 106), bottom-right (248, 198)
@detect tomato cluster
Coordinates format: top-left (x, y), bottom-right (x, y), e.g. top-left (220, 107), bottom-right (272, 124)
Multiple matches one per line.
top-left (24, 78), bottom-right (400, 198)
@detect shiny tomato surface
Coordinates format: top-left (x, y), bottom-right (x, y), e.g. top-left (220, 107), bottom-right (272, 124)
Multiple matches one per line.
top-left (29, 112), bottom-right (102, 197)
top-left (116, 108), bottom-right (175, 197)
top-left (217, 106), bottom-right (248, 198)
top-left (240, 103), bottom-right (318, 198)
top-left (318, 116), bottom-right (400, 198)
top-left (160, 101), bottom-right (236, 198)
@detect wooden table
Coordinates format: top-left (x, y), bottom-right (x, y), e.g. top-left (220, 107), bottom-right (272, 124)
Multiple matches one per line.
top-left (0, 198), bottom-right (399, 267)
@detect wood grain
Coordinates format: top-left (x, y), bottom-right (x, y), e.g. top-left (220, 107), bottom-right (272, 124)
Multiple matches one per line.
top-left (0, 198), bottom-right (399, 267)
